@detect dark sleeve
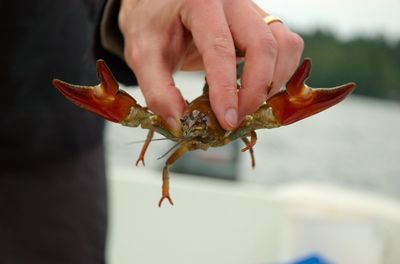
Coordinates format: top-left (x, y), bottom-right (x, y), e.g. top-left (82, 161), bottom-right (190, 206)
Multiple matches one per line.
top-left (93, 0), bottom-right (138, 86)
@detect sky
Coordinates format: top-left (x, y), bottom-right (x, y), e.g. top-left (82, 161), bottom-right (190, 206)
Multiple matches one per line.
top-left (255, 0), bottom-right (400, 42)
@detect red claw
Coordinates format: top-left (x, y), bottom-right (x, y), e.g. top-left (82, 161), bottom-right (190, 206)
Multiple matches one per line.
top-left (267, 58), bottom-right (356, 126)
top-left (52, 60), bottom-right (137, 123)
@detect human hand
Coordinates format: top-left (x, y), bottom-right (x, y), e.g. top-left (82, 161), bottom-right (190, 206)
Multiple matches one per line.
top-left (118, 0), bottom-right (303, 131)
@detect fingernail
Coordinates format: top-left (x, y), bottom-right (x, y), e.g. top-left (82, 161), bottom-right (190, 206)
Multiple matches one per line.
top-left (224, 108), bottom-right (238, 129)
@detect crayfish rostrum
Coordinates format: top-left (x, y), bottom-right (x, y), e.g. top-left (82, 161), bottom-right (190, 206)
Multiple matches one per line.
top-left (53, 59), bottom-right (355, 206)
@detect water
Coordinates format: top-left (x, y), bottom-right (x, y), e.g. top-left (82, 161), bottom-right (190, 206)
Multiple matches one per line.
top-left (105, 72), bottom-right (400, 200)
top-left (238, 95), bottom-right (400, 199)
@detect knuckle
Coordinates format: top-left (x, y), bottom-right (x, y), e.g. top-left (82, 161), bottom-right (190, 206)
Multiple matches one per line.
top-left (212, 33), bottom-right (235, 59)
top-left (285, 32), bottom-right (304, 55)
top-left (124, 41), bottom-right (155, 70)
top-left (257, 32), bottom-right (278, 58)
top-left (124, 44), bottom-right (142, 68)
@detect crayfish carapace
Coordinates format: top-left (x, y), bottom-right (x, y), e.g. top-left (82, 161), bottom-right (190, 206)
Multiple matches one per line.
top-left (52, 59), bottom-right (355, 206)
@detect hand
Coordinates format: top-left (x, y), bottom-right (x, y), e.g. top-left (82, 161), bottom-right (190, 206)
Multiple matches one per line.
top-left (118, 0), bottom-right (303, 131)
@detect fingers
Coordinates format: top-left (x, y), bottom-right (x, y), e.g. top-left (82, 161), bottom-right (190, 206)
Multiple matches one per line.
top-left (119, 0), bottom-right (187, 131)
top-left (224, 1), bottom-right (304, 121)
top-left (224, 2), bottom-right (278, 120)
top-left (181, 0), bottom-right (238, 131)
top-left (125, 47), bottom-right (186, 131)
top-left (119, 0), bottom-right (304, 132)
top-left (268, 23), bottom-right (304, 96)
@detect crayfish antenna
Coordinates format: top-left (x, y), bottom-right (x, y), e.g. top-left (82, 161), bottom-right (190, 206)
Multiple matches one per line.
top-left (52, 59), bottom-right (138, 123)
top-left (267, 58), bottom-right (356, 126)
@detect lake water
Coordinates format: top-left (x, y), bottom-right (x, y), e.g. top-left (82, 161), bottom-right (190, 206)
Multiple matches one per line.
top-left (105, 72), bottom-right (400, 200)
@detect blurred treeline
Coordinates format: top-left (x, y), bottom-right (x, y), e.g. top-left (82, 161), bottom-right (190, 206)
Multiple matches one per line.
top-left (299, 30), bottom-right (400, 100)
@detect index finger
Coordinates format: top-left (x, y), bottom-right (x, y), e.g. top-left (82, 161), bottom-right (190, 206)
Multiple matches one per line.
top-left (124, 44), bottom-right (186, 133)
top-left (181, 1), bottom-right (238, 131)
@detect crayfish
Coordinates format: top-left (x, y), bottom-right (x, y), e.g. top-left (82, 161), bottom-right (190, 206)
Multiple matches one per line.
top-left (53, 59), bottom-right (355, 206)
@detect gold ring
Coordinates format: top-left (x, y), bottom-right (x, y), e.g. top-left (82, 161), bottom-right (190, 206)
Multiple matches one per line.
top-left (263, 15), bottom-right (283, 25)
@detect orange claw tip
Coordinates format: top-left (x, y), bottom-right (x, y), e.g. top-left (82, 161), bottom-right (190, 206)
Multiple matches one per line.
top-left (286, 58), bottom-right (312, 97)
top-left (52, 78), bottom-right (101, 112)
top-left (52, 78), bottom-right (121, 122)
top-left (96, 59), bottom-right (119, 95)
top-left (268, 82), bottom-right (356, 126)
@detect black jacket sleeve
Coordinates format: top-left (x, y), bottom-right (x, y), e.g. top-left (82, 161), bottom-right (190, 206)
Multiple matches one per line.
top-left (94, 0), bottom-right (138, 86)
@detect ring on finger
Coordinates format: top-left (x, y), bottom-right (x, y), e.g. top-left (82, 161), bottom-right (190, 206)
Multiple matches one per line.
top-left (263, 15), bottom-right (283, 25)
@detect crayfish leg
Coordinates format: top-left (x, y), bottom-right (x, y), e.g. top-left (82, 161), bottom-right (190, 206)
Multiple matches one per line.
top-left (241, 131), bottom-right (257, 168)
top-left (241, 131), bottom-right (257, 152)
top-left (158, 145), bottom-right (189, 207)
top-left (158, 170), bottom-right (177, 207)
top-left (158, 165), bottom-right (174, 207)
top-left (135, 129), bottom-right (155, 166)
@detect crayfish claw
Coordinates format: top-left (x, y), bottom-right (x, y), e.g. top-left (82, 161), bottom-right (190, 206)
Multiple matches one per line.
top-left (53, 60), bottom-right (138, 123)
top-left (286, 58), bottom-right (312, 98)
top-left (266, 59), bottom-right (356, 126)
top-left (96, 59), bottom-right (119, 95)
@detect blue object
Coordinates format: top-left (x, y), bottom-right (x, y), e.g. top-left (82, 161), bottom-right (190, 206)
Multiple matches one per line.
top-left (290, 254), bottom-right (332, 264)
